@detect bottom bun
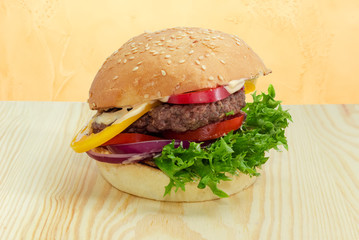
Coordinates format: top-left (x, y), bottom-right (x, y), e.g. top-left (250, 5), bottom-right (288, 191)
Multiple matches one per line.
top-left (96, 161), bottom-right (259, 202)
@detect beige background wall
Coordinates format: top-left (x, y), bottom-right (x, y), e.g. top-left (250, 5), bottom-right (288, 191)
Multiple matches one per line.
top-left (0, 0), bottom-right (358, 104)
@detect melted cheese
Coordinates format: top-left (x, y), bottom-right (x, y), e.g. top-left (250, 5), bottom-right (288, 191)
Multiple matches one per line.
top-left (94, 102), bottom-right (152, 125)
top-left (224, 78), bottom-right (246, 94)
top-left (159, 96), bottom-right (170, 102)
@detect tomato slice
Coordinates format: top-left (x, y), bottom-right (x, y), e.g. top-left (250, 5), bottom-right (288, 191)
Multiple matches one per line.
top-left (101, 133), bottom-right (163, 146)
top-left (167, 86), bottom-right (230, 104)
top-left (162, 114), bottom-right (244, 141)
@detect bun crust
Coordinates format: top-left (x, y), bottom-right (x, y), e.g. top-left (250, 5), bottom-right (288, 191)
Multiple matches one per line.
top-left (88, 27), bottom-right (270, 110)
top-left (96, 161), bottom-right (258, 202)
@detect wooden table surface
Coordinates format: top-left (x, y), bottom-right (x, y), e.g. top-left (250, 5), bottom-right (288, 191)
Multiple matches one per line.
top-left (0, 102), bottom-right (358, 240)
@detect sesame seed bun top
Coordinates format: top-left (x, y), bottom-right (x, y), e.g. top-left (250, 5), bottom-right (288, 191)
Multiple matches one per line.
top-left (88, 27), bottom-right (271, 110)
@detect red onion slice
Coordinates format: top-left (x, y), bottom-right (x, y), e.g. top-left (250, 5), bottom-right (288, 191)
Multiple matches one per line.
top-left (107, 140), bottom-right (190, 154)
top-left (86, 140), bottom-right (211, 164)
top-left (86, 150), bottom-right (157, 164)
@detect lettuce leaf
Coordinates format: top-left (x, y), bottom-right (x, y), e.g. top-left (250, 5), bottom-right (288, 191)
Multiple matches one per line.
top-left (154, 84), bottom-right (292, 198)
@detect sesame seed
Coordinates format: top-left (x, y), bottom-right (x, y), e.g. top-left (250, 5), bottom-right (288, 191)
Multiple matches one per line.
top-left (113, 76), bottom-right (119, 80)
top-left (198, 56), bottom-right (204, 60)
top-left (220, 59), bottom-right (226, 64)
top-left (160, 51), bottom-right (165, 54)
top-left (176, 36), bottom-right (183, 39)
top-left (236, 41), bottom-right (241, 46)
top-left (195, 60), bottom-right (200, 65)
top-left (123, 59), bottom-right (127, 64)
top-left (165, 55), bottom-right (171, 59)
top-left (154, 40), bottom-right (161, 44)
top-left (167, 60), bottom-right (172, 64)
top-left (170, 35), bottom-right (175, 39)
top-left (149, 50), bottom-right (156, 53)
top-left (144, 94), bottom-right (149, 98)
top-left (145, 46), bottom-right (150, 51)
top-left (201, 65), bottom-right (206, 70)
top-left (208, 76), bottom-right (214, 81)
top-left (169, 48), bottom-right (175, 51)
top-left (157, 42), bottom-right (164, 46)
top-left (218, 75), bottom-right (224, 81)
top-left (117, 59), bottom-right (122, 63)
top-left (179, 59), bottom-right (186, 64)
top-left (219, 36), bottom-right (225, 40)
top-left (145, 43), bottom-right (149, 48)
top-left (92, 103), bottom-right (96, 107)
top-left (124, 52), bottom-right (131, 56)
top-left (205, 53), bottom-right (210, 57)
top-left (204, 37), bottom-right (210, 41)
top-left (188, 50), bottom-right (194, 55)
top-left (157, 91), bottom-right (161, 97)
top-left (137, 61), bottom-right (143, 65)
top-left (161, 70), bottom-right (166, 76)
top-left (160, 37), bottom-right (165, 41)
top-left (212, 36), bottom-right (217, 39)
top-left (152, 52), bottom-right (159, 56)
top-left (128, 56), bottom-right (135, 60)
top-left (132, 66), bottom-right (139, 71)
top-left (131, 43), bottom-right (136, 47)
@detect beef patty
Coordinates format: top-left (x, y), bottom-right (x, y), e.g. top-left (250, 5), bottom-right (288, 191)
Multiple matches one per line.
top-left (92, 89), bottom-right (245, 134)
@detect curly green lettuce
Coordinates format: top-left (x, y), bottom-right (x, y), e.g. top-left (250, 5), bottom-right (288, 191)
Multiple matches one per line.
top-left (154, 84), bottom-right (292, 198)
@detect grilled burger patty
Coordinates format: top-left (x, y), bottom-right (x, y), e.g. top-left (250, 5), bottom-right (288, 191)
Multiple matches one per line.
top-left (92, 89), bottom-right (245, 134)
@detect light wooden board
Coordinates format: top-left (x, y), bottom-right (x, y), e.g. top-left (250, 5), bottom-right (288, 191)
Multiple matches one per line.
top-left (0, 102), bottom-right (358, 239)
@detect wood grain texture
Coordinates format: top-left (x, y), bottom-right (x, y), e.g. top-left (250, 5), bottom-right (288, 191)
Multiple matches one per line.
top-left (0, 102), bottom-right (358, 239)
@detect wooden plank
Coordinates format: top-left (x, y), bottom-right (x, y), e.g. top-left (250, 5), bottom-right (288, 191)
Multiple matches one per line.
top-left (0, 102), bottom-right (358, 239)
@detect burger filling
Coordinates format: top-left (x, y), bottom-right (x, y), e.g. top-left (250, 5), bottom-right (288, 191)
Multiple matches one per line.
top-left (92, 88), bottom-right (245, 135)
top-left (71, 84), bottom-right (292, 198)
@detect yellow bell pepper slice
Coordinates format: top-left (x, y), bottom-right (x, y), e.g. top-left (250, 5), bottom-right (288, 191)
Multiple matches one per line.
top-left (71, 101), bottom-right (157, 153)
top-left (244, 79), bottom-right (257, 94)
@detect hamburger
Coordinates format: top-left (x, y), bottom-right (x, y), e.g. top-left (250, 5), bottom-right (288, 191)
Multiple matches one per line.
top-left (71, 27), bottom-right (291, 202)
